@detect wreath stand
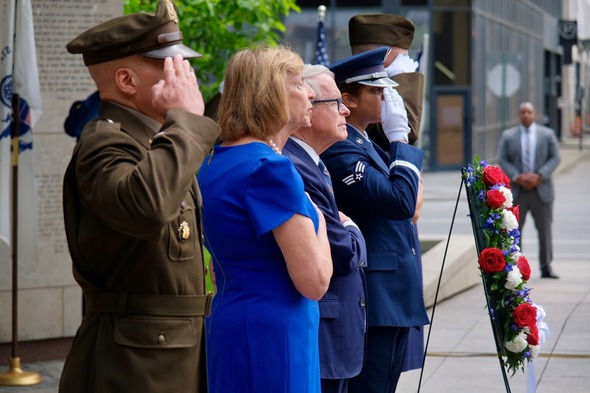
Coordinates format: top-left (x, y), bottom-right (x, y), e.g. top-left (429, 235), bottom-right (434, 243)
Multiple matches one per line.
top-left (462, 169), bottom-right (512, 393)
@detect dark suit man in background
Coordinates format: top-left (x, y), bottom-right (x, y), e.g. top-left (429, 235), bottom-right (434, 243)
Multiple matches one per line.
top-left (283, 64), bottom-right (367, 393)
top-left (61, 1), bottom-right (219, 392)
top-left (498, 102), bottom-right (561, 278)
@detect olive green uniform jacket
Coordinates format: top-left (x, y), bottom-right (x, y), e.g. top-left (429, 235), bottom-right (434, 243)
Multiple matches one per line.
top-left (59, 101), bottom-right (219, 393)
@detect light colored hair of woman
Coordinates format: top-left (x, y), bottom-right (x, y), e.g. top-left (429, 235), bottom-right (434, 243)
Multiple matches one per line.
top-left (218, 43), bottom-right (304, 142)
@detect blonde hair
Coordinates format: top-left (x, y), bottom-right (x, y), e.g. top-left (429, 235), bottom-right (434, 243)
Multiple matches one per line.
top-left (218, 43), bottom-right (304, 142)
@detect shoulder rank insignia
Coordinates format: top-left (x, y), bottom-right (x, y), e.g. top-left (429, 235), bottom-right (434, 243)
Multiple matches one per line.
top-left (342, 161), bottom-right (366, 185)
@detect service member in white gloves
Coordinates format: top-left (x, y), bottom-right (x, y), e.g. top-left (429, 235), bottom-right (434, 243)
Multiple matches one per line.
top-left (321, 47), bottom-right (429, 393)
top-left (349, 13), bottom-right (425, 150)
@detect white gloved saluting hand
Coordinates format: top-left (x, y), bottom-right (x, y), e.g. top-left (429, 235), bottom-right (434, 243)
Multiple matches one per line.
top-left (385, 54), bottom-right (419, 77)
top-left (381, 87), bottom-right (410, 142)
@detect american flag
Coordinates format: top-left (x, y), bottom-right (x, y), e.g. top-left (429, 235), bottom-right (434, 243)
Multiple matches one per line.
top-left (314, 19), bottom-right (329, 67)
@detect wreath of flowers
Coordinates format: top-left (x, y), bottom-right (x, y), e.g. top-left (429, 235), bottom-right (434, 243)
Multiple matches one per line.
top-left (463, 156), bottom-right (549, 375)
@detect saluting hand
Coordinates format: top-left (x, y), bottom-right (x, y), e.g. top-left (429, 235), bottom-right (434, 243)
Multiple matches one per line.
top-left (381, 87), bottom-right (410, 143)
top-left (152, 54), bottom-right (205, 116)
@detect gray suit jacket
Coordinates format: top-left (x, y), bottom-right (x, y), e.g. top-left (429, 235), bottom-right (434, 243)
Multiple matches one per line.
top-left (497, 123), bottom-right (560, 203)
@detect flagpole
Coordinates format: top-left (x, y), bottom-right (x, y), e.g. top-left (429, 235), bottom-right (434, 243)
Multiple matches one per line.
top-left (317, 4), bottom-right (326, 22)
top-left (416, 33), bottom-right (430, 150)
top-left (313, 5), bottom-right (329, 67)
top-left (0, 0), bottom-right (42, 385)
top-left (0, 95), bottom-right (41, 386)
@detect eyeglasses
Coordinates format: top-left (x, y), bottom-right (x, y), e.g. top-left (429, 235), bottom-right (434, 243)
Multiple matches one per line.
top-left (311, 97), bottom-right (342, 112)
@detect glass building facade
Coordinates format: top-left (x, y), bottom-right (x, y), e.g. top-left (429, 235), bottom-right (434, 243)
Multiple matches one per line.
top-left (283, 0), bottom-right (562, 171)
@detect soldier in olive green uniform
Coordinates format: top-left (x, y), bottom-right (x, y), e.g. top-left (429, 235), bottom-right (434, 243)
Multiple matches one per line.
top-left (60, 1), bottom-right (219, 392)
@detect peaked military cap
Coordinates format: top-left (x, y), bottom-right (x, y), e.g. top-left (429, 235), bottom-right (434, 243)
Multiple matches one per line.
top-left (329, 47), bottom-right (398, 88)
top-left (349, 14), bottom-right (415, 50)
top-left (67, 0), bottom-right (201, 66)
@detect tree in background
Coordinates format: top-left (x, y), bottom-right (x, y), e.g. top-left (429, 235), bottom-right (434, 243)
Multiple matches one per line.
top-left (124, 0), bottom-right (300, 101)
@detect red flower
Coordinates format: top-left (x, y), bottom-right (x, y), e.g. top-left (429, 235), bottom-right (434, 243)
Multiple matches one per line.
top-left (517, 256), bottom-right (531, 281)
top-left (478, 247), bottom-right (507, 273)
top-left (513, 303), bottom-right (537, 328)
top-left (486, 189), bottom-right (506, 209)
top-left (507, 205), bottom-right (520, 223)
top-left (483, 166), bottom-right (511, 188)
top-left (526, 323), bottom-right (540, 346)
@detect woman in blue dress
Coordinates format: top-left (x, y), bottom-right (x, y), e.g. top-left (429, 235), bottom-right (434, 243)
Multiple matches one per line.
top-left (198, 44), bottom-right (333, 393)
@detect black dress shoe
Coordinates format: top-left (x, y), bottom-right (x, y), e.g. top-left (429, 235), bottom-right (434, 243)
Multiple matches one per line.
top-left (541, 272), bottom-right (559, 279)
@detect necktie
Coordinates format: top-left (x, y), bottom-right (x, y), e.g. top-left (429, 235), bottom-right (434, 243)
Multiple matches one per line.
top-left (318, 160), bottom-right (333, 189)
top-left (523, 128), bottom-right (532, 173)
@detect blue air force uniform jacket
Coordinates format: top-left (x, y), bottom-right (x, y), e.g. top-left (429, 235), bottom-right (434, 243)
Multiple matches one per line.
top-left (283, 138), bottom-right (368, 379)
top-left (320, 125), bottom-right (429, 328)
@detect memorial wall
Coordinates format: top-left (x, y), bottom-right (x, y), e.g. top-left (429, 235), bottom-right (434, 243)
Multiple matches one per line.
top-left (0, 0), bottom-right (121, 342)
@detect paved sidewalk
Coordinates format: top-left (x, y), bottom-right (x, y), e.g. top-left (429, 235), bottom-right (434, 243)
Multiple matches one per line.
top-left (1, 139), bottom-right (588, 393)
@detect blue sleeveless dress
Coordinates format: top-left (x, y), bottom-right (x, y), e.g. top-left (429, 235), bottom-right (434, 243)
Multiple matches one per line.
top-left (198, 142), bottom-right (321, 393)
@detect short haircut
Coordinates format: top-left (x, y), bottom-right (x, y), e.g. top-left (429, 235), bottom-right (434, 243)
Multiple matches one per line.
top-left (219, 43), bottom-right (304, 142)
top-left (519, 102), bottom-right (535, 112)
top-left (303, 64), bottom-right (334, 100)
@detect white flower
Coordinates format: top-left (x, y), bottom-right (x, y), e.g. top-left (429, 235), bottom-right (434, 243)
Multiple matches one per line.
top-left (504, 266), bottom-right (523, 290)
top-left (501, 209), bottom-right (519, 231)
top-left (529, 344), bottom-right (540, 359)
top-left (505, 331), bottom-right (528, 353)
top-left (499, 186), bottom-right (513, 208)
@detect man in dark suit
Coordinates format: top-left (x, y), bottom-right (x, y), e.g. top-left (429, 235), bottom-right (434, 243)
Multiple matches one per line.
top-left (321, 48), bottom-right (429, 393)
top-left (497, 102), bottom-right (561, 278)
top-left (61, 1), bottom-right (219, 392)
top-left (283, 64), bottom-right (367, 393)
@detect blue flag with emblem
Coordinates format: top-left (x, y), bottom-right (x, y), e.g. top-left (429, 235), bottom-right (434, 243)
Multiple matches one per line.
top-left (0, 0), bottom-right (42, 266)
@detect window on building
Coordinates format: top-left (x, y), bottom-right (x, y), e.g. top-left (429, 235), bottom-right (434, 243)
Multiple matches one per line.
top-left (434, 0), bottom-right (471, 6)
top-left (432, 10), bottom-right (471, 85)
top-left (297, 0), bottom-right (380, 6)
top-left (401, 0), bottom-right (428, 5)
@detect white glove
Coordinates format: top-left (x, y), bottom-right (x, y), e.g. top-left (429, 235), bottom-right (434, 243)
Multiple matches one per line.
top-left (385, 54), bottom-right (419, 77)
top-left (381, 87), bottom-right (410, 142)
